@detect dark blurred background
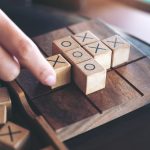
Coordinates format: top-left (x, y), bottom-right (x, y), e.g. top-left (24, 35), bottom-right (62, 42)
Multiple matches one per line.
top-left (1, 0), bottom-right (150, 43)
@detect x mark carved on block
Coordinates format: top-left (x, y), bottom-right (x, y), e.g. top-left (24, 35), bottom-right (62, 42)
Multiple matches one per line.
top-left (88, 43), bottom-right (107, 53)
top-left (107, 37), bottom-right (124, 48)
top-left (76, 32), bottom-right (94, 42)
top-left (0, 125), bottom-right (21, 142)
top-left (47, 55), bottom-right (66, 67)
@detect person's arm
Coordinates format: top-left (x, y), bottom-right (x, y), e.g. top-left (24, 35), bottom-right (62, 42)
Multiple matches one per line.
top-left (0, 9), bottom-right (56, 86)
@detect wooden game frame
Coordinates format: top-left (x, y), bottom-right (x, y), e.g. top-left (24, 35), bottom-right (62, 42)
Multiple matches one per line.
top-left (8, 19), bottom-right (150, 150)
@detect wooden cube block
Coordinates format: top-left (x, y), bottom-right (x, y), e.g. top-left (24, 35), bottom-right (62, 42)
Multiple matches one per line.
top-left (52, 36), bottom-right (80, 55)
top-left (72, 31), bottom-right (99, 46)
top-left (74, 59), bottom-right (106, 95)
top-left (0, 121), bottom-right (30, 150)
top-left (0, 105), bottom-right (7, 127)
top-left (102, 35), bottom-right (130, 67)
top-left (0, 88), bottom-right (11, 114)
top-left (63, 47), bottom-right (92, 66)
top-left (84, 41), bottom-right (112, 69)
top-left (47, 54), bottom-right (71, 89)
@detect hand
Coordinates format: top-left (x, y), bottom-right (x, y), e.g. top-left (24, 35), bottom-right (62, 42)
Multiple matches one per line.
top-left (0, 10), bottom-right (56, 86)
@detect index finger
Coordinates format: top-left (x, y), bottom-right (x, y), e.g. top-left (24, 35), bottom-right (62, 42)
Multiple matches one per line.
top-left (0, 9), bottom-right (56, 86)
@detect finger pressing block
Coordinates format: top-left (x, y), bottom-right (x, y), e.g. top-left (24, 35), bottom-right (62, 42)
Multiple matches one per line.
top-left (84, 41), bottom-right (112, 69)
top-left (0, 121), bottom-right (30, 150)
top-left (102, 35), bottom-right (130, 67)
top-left (74, 59), bottom-right (106, 95)
top-left (52, 36), bottom-right (80, 55)
top-left (47, 54), bottom-right (71, 89)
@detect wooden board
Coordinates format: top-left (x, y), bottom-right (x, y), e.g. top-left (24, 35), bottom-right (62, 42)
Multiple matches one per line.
top-left (116, 57), bottom-right (150, 95)
top-left (12, 19), bottom-right (150, 143)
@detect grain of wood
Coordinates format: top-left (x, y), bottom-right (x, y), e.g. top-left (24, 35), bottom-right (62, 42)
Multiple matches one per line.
top-left (116, 57), bottom-right (150, 95)
top-left (32, 84), bottom-right (98, 130)
top-left (87, 70), bottom-right (141, 111)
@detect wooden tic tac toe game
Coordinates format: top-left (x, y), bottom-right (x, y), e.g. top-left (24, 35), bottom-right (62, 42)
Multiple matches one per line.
top-left (0, 83), bottom-right (30, 150)
top-left (8, 19), bottom-right (150, 150)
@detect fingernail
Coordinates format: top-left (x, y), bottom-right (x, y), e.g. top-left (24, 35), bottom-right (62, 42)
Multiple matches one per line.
top-left (44, 75), bottom-right (56, 86)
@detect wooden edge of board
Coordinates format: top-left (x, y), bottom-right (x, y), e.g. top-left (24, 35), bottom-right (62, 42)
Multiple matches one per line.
top-left (8, 81), bottom-right (68, 150)
top-left (35, 116), bottom-right (68, 150)
top-left (56, 94), bottom-right (150, 141)
top-left (8, 81), bottom-right (37, 119)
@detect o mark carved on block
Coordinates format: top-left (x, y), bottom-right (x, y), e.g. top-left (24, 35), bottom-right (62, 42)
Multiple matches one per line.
top-left (61, 41), bottom-right (72, 47)
top-left (72, 51), bottom-right (83, 58)
top-left (84, 64), bottom-right (95, 71)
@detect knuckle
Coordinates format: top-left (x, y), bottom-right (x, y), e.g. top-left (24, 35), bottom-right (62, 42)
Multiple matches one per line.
top-left (16, 39), bottom-right (33, 61)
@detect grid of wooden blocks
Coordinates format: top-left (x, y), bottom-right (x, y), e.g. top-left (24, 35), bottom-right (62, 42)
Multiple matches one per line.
top-left (50, 31), bottom-right (130, 94)
top-left (0, 83), bottom-right (30, 150)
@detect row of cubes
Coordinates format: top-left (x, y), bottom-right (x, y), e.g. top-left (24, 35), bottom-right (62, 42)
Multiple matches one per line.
top-left (47, 31), bottom-right (130, 94)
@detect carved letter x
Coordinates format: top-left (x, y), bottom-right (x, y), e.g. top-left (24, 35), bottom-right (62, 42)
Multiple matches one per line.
top-left (0, 126), bottom-right (21, 142)
top-left (47, 55), bottom-right (66, 67)
top-left (88, 43), bottom-right (107, 53)
top-left (76, 32), bottom-right (93, 42)
top-left (107, 37), bottom-right (124, 48)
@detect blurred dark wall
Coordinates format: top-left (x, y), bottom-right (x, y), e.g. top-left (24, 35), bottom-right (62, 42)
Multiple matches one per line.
top-left (33, 0), bottom-right (80, 10)
top-left (0, 0), bottom-right (84, 37)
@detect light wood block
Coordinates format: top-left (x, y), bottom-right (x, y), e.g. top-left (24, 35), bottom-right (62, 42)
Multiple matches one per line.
top-left (47, 54), bottom-right (71, 89)
top-left (63, 47), bottom-right (92, 66)
top-left (102, 35), bottom-right (130, 67)
top-left (0, 105), bottom-right (7, 127)
top-left (74, 59), bottom-right (106, 95)
top-left (84, 41), bottom-right (112, 69)
top-left (0, 121), bottom-right (30, 150)
top-left (0, 88), bottom-right (11, 114)
top-left (52, 36), bottom-right (80, 55)
top-left (72, 30), bottom-right (99, 46)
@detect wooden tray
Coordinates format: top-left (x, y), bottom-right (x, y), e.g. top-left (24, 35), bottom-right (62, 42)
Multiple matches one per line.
top-left (10, 19), bottom-right (150, 145)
